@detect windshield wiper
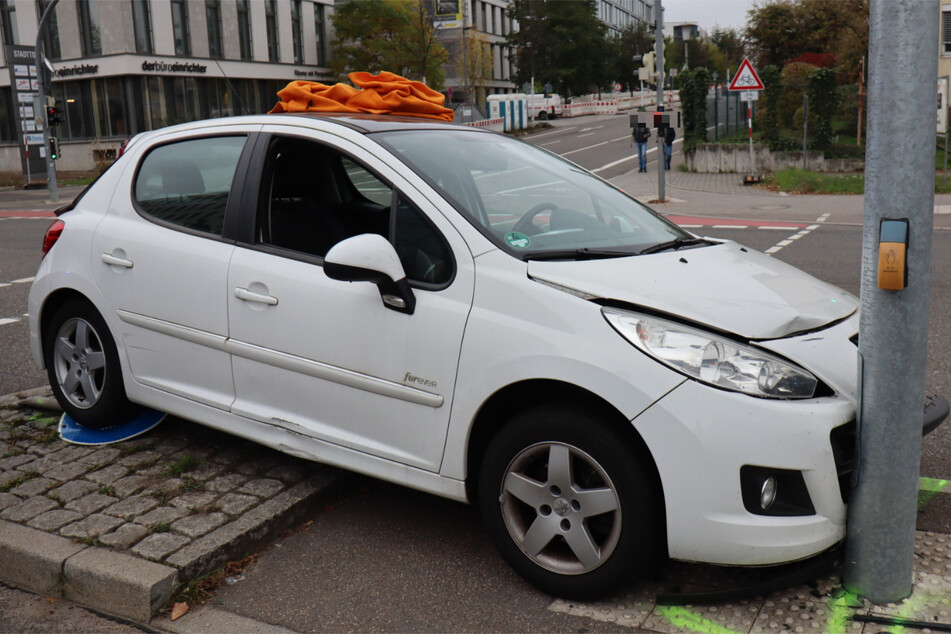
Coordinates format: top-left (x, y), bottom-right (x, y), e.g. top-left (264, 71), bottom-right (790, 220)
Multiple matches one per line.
top-left (637, 237), bottom-right (716, 255)
top-left (524, 248), bottom-right (637, 261)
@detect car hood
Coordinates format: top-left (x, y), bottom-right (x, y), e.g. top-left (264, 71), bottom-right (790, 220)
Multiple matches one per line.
top-left (527, 241), bottom-right (857, 340)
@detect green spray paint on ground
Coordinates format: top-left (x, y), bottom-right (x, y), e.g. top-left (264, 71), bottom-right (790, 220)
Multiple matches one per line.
top-left (918, 476), bottom-right (949, 510)
top-left (654, 606), bottom-right (743, 634)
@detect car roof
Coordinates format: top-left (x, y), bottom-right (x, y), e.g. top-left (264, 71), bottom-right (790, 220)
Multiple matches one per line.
top-left (140, 112), bottom-right (484, 139)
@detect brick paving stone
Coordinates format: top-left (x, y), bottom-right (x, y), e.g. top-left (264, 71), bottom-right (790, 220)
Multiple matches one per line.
top-left (170, 512), bottom-right (229, 538)
top-left (266, 462), bottom-right (310, 482)
top-left (151, 438), bottom-right (188, 455)
top-left (132, 464), bottom-right (165, 478)
top-left (28, 509), bottom-right (83, 531)
top-left (53, 445), bottom-right (95, 463)
top-left (60, 513), bottom-right (124, 539)
top-left (103, 494), bottom-right (160, 519)
top-left (118, 450), bottom-right (163, 468)
top-left (0, 470), bottom-right (26, 487)
top-left (216, 493), bottom-right (258, 516)
top-left (25, 443), bottom-right (63, 456)
top-left (0, 453), bottom-right (35, 470)
top-left (1, 495), bottom-right (59, 522)
top-left (238, 478), bottom-right (284, 498)
top-left (111, 475), bottom-right (149, 498)
top-left (9, 476), bottom-right (56, 497)
top-left (49, 480), bottom-right (97, 503)
top-left (132, 532), bottom-right (189, 561)
top-left (99, 523), bottom-right (150, 549)
top-left (85, 464), bottom-right (129, 485)
top-left (65, 493), bottom-right (118, 515)
top-left (170, 491), bottom-right (218, 511)
top-left (0, 492), bottom-right (21, 510)
top-left (206, 473), bottom-right (247, 493)
top-left (135, 506), bottom-right (188, 527)
top-left (21, 456), bottom-right (59, 476)
top-left (188, 463), bottom-right (224, 482)
top-left (236, 456), bottom-right (281, 477)
top-left (44, 461), bottom-right (92, 482)
top-left (75, 447), bottom-right (121, 468)
top-left (208, 446), bottom-right (250, 466)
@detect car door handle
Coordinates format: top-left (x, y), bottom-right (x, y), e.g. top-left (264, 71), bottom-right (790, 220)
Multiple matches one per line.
top-left (234, 287), bottom-right (279, 306)
top-left (101, 253), bottom-right (133, 268)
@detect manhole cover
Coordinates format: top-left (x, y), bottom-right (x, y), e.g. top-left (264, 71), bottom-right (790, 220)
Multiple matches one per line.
top-left (751, 204), bottom-right (791, 211)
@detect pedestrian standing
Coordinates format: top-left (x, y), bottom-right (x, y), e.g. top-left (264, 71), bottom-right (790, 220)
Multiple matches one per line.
top-left (664, 125), bottom-right (676, 170)
top-left (633, 123), bottom-right (650, 173)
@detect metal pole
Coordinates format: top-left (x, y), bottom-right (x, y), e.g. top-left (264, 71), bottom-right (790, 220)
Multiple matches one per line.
top-left (35, 0), bottom-right (60, 203)
top-left (747, 100), bottom-right (754, 175)
top-left (803, 94), bottom-right (808, 170)
top-left (944, 131), bottom-right (948, 188)
top-left (714, 83), bottom-right (719, 142)
top-left (655, 0), bottom-right (664, 202)
top-left (844, 0), bottom-right (938, 604)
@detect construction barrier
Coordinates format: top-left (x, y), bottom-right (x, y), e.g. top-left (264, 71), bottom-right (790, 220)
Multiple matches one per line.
top-left (464, 117), bottom-right (505, 132)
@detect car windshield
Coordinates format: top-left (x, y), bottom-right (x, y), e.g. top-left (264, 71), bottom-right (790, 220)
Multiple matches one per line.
top-left (372, 129), bottom-right (695, 259)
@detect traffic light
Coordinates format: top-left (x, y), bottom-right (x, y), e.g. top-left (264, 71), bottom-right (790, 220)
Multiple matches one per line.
top-left (46, 103), bottom-right (61, 128)
top-left (49, 137), bottom-right (59, 160)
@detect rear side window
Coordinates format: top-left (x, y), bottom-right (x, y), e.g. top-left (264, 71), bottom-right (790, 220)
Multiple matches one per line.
top-left (134, 136), bottom-right (246, 235)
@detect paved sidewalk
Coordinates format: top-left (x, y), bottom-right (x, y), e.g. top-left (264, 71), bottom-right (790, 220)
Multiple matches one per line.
top-left (0, 387), bottom-right (341, 623)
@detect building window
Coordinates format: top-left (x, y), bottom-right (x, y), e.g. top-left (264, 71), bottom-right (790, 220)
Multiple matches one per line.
top-left (944, 8), bottom-right (951, 56)
top-left (171, 0), bottom-right (190, 56)
top-left (37, 0), bottom-right (61, 59)
top-left (291, 0), bottom-right (302, 64)
top-left (314, 3), bottom-right (327, 66)
top-left (266, 0), bottom-right (279, 62)
top-left (77, 0), bottom-right (102, 55)
top-left (237, 0), bottom-right (252, 60)
top-left (0, 0), bottom-right (17, 46)
top-left (206, 0), bottom-right (222, 58)
top-left (131, 0), bottom-right (152, 54)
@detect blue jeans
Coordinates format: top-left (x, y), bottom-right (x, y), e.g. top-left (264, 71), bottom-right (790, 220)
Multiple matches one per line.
top-left (664, 143), bottom-right (672, 169)
top-left (636, 142), bottom-right (647, 170)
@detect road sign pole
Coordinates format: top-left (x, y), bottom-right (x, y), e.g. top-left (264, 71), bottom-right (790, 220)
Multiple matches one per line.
top-left (654, 0), bottom-right (665, 202)
top-left (843, 0), bottom-right (938, 604)
top-left (747, 101), bottom-right (754, 174)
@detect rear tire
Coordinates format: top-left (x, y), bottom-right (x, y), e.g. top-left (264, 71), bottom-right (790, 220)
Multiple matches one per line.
top-left (44, 299), bottom-right (138, 429)
top-left (478, 402), bottom-right (663, 598)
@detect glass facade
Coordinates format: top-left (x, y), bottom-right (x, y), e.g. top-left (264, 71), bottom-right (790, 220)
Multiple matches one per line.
top-left (266, 0), bottom-right (279, 62)
top-left (38, 0), bottom-right (61, 59)
top-left (171, 0), bottom-right (190, 56)
top-left (206, 0), bottom-right (222, 59)
top-left (237, 0), bottom-right (252, 61)
top-left (0, 0), bottom-right (17, 47)
top-left (291, 0), bottom-right (303, 64)
top-left (77, 0), bottom-right (102, 56)
top-left (314, 3), bottom-right (326, 66)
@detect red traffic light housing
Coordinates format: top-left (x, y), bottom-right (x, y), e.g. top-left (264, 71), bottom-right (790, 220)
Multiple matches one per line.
top-left (46, 104), bottom-right (61, 127)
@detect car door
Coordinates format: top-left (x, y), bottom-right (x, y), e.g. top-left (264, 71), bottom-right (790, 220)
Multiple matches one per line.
top-left (91, 129), bottom-right (257, 410)
top-left (226, 128), bottom-right (475, 471)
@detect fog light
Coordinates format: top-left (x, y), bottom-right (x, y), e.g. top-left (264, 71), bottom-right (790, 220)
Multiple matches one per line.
top-left (760, 476), bottom-right (777, 510)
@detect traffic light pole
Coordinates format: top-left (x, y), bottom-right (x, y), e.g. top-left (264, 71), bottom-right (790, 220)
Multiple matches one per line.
top-left (34, 0), bottom-right (60, 203)
top-left (843, 0), bottom-right (938, 603)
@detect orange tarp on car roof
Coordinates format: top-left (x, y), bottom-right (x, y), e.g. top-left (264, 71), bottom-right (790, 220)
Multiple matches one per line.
top-left (268, 71), bottom-right (454, 122)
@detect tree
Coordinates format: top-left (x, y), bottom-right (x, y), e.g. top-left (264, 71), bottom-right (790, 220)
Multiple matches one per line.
top-left (759, 65), bottom-right (782, 148)
top-left (709, 27), bottom-right (745, 72)
top-left (808, 66), bottom-right (840, 151)
top-left (457, 31), bottom-right (494, 104)
top-left (331, 0), bottom-right (449, 90)
top-left (680, 67), bottom-right (710, 149)
top-left (506, 0), bottom-right (612, 95)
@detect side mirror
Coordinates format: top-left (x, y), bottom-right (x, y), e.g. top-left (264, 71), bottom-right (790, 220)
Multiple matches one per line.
top-left (324, 234), bottom-right (416, 315)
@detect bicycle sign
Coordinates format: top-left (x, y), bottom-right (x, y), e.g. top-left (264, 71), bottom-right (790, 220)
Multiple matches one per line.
top-left (729, 58), bottom-right (764, 91)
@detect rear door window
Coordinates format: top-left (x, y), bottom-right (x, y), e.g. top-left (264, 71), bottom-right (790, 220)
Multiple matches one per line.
top-left (134, 136), bottom-right (246, 235)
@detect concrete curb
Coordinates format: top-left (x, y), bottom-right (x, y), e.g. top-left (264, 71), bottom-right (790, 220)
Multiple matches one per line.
top-left (0, 519), bottom-right (177, 622)
top-left (152, 605), bottom-right (297, 633)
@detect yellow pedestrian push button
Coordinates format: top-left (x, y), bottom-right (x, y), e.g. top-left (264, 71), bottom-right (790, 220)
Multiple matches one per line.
top-left (878, 218), bottom-right (909, 291)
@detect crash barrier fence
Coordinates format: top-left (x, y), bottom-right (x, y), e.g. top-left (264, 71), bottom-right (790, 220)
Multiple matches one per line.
top-left (465, 117), bottom-right (505, 132)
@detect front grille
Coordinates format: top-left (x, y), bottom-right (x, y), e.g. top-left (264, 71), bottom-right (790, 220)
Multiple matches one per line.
top-left (830, 421), bottom-right (857, 503)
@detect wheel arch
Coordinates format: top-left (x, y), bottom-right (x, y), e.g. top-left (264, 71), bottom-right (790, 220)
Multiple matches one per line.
top-left (464, 379), bottom-right (665, 518)
top-left (38, 288), bottom-right (99, 364)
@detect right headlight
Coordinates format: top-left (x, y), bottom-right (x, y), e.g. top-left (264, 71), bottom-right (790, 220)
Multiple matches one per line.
top-left (602, 307), bottom-right (818, 399)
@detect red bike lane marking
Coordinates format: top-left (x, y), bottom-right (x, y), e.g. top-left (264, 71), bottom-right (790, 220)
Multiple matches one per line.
top-left (666, 215), bottom-right (808, 229)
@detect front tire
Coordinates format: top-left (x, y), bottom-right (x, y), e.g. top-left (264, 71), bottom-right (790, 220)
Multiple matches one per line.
top-left (479, 403), bottom-right (663, 598)
top-left (44, 299), bottom-right (138, 429)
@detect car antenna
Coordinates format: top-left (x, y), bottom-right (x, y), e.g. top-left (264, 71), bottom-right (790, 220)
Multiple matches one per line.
top-left (213, 59), bottom-right (248, 116)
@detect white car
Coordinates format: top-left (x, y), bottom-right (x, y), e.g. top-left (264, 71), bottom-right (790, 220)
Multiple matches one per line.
top-left (30, 113), bottom-right (861, 598)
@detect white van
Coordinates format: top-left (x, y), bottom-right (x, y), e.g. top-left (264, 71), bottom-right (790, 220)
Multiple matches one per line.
top-left (529, 93), bottom-right (563, 120)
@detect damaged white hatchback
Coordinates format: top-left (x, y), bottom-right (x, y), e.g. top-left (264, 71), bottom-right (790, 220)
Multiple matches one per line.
top-left (30, 113), bottom-right (866, 598)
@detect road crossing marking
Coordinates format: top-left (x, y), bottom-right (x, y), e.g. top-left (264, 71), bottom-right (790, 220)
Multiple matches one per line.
top-left (764, 213), bottom-right (829, 255)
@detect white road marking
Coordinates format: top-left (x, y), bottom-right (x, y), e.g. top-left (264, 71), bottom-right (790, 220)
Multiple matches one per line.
top-left (562, 135), bottom-right (630, 157)
top-left (592, 137), bottom-right (683, 173)
top-left (577, 133), bottom-right (594, 138)
top-left (540, 140), bottom-right (562, 146)
top-left (530, 127), bottom-right (577, 139)
top-left (714, 225), bottom-right (747, 229)
top-left (579, 126), bottom-right (604, 132)
top-left (0, 283), bottom-right (9, 288)
top-left (10, 277), bottom-right (34, 284)
top-left (0, 318), bottom-right (19, 327)
top-left (764, 213), bottom-right (828, 255)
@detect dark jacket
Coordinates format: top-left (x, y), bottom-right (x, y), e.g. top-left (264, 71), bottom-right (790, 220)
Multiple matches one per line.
top-left (664, 127), bottom-right (676, 145)
top-left (633, 125), bottom-right (650, 144)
